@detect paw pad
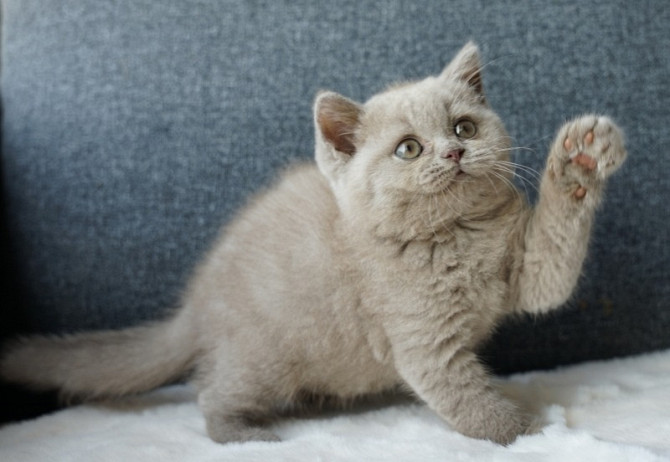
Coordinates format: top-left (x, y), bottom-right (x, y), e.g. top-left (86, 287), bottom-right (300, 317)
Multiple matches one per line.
top-left (555, 115), bottom-right (626, 200)
top-left (563, 130), bottom-right (598, 198)
top-left (563, 130), bottom-right (595, 152)
top-left (572, 153), bottom-right (597, 171)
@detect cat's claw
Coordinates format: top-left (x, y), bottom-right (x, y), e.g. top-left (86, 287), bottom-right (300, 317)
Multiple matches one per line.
top-left (551, 115), bottom-right (626, 199)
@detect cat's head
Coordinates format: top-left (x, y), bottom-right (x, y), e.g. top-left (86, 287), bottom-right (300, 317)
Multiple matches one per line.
top-left (314, 42), bottom-right (515, 241)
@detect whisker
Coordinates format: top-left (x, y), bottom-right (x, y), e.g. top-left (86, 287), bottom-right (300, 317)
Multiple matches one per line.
top-left (494, 146), bottom-right (537, 154)
top-left (487, 170), bottom-right (522, 200)
top-left (429, 194), bottom-right (440, 240)
top-left (438, 191), bottom-right (460, 237)
top-left (492, 165), bottom-right (539, 196)
top-left (495, 160), bottom-right (542, 180)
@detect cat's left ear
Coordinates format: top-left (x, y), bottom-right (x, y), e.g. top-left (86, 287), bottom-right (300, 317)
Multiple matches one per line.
top-left (314, 91), bottom-right (363, 181)
top-left (440, 41), bottom-right (486, 103)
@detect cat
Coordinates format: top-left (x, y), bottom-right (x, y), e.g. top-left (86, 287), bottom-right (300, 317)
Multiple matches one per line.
top-left (0, 42), bottom-right (626, 445)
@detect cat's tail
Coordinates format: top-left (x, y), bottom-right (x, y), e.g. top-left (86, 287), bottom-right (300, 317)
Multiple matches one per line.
top-left (0, 308), bottom-right (197, 399)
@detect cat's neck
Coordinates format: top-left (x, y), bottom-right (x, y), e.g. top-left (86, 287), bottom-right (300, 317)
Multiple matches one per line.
top-left (343, 175), bottom-right (523, 246)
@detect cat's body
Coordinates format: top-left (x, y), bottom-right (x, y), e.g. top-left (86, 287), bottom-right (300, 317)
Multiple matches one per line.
top-left (0, 43), bottom-right (626, 445)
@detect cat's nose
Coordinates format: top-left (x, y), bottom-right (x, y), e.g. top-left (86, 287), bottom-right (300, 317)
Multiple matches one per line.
top-left (441, 149), bottom-right (464, 163)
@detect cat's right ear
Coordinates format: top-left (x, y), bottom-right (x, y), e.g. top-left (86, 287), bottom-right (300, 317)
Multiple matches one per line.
top-left (440, 41), bottom-right (486, 103)
top-left (314, 91), bottom-right (363, 180)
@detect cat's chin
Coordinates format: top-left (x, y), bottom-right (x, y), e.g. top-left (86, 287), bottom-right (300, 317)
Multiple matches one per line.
top-left (418, 165), bottom-right (466, 195)
top-left (426, 170), bottom-right (470, 195)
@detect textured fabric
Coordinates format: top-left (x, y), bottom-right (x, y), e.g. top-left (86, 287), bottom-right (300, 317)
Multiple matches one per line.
top-left (2, 350), bottom-right (670, 460)
top-left (1, 0), bottom-right (669, 373)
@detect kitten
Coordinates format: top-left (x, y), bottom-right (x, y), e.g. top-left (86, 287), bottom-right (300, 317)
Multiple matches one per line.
top-left (0, 42), bottom-right (626, 445)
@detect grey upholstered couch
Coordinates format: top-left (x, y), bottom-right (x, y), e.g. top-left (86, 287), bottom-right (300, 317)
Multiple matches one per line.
top-left (1, 0), bottom-right (668, 422)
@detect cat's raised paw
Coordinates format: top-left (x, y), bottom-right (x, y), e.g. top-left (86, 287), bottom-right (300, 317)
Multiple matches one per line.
top-left (550, 115), bottom-right (626, 199)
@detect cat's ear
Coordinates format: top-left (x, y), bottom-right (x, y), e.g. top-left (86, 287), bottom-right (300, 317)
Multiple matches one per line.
top-left (440, 41), bottom-right (485, 102)
top-left (314, 91), bottom-right (363, 180)
top-left (315, 91), bottom-right (362, 156)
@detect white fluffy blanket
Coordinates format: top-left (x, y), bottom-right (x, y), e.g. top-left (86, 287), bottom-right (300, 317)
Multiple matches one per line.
top-left (2, 350), bottom-right (670, 462)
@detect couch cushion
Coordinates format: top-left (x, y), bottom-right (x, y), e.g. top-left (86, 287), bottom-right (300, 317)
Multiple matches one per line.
top-left (1, 0), bottom-right (669, 373)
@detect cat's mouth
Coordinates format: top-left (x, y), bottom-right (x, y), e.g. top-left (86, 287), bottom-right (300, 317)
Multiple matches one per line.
top-left (419, 164), bottom-right (468, 194)
top-left (449, 163), bottom-right (469, 182)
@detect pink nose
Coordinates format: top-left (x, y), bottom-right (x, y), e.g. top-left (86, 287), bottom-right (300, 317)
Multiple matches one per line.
top-left (441, 149), bottom-right (464, 163)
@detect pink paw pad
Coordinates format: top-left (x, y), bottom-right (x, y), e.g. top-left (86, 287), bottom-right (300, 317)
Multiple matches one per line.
top-left (563, 130), bottom-right (597, 199)
top-left (572, 153), bottom-right (597, 170)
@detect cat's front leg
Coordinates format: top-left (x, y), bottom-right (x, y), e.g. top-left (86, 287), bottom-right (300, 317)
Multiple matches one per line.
top-left (515, 115), bottom-right (626, 313)
top-left (386, 319), bottom-right (532, 444)
top-left (547, 115), bottom-right (626, 201)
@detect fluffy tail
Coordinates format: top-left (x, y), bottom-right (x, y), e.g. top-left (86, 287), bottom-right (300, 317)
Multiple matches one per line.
top-left (0, 309), bottom-right (197, 398)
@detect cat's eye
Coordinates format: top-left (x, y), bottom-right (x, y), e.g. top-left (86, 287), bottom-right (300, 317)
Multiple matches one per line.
top-left (454, 119), bottom-right (477, 139)
top-left (394, 138), bottom-right (423, 160)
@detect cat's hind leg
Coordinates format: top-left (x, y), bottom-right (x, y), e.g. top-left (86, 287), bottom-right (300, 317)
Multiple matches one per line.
top-left (198, 379), bottom-right (282, 443)
top-left (196, 346), bottom-right (293, 444)
top-left (202, 412), bottom-right (279, 443)
top-left (199, 399), bottom-right (281, 444)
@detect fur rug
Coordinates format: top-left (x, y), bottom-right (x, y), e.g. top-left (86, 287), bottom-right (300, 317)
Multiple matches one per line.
top-left (2, 350), bottom-right (669, 461)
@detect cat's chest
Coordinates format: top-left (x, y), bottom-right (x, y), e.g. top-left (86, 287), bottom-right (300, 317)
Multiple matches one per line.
top-left (396, 231), bottom-right (505, 278)
top-left (389, 233), bottom-right (510, 333)
top-left (389, 231), bottom-right (511, 311)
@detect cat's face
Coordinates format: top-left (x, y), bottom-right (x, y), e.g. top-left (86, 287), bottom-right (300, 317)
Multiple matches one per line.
top-left (315, 43), bottom-right (514, 240)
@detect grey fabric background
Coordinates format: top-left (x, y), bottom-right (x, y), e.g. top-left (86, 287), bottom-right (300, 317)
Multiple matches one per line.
top-left (1, 0), bottom-right (668, 374)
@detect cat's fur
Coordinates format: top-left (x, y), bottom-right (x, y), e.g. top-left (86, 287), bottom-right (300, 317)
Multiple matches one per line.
top-left (0, 42), bottom-right (626, 445)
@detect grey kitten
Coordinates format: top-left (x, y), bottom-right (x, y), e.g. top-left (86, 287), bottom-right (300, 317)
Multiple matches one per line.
top-left (1, 42), bottom-right (626, 445)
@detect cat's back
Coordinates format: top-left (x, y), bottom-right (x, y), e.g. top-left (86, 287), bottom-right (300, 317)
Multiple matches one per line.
top-left (233, 162), bottom-right (337, 246)
top-left (187, 162), bottom-right (344, 316)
